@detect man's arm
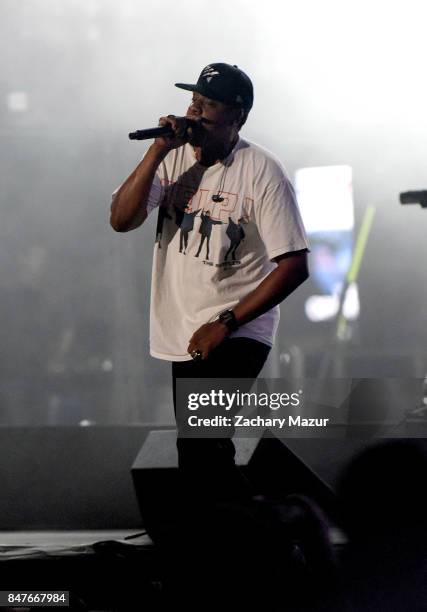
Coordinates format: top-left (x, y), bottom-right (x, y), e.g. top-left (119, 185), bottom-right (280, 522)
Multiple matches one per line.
top-left (110, 144), bottom-right (168, 232)
top-left (188, 249), bottom-right (309, 357)
top-left (232, 249), bottom-right (308, 325)
top-left (110, 115), bottom-right (188, 232)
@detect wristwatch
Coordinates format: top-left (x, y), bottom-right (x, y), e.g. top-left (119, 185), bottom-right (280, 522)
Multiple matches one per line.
top-left (218, 309), bottom-right (239, 332)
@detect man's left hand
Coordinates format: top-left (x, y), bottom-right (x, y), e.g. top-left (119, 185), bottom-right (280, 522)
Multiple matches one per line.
top-left (187, 321), bottom-right (229, 360)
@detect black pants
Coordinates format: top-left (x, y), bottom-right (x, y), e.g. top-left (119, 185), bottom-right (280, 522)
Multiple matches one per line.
top-left (172, 337), bottom-right (270, 501)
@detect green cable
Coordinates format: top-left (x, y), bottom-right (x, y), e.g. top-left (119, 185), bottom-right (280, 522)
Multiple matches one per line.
top-left (337, 205), bottom-right (376, 339)
top-left (347, 205), bottom-right (376, 284)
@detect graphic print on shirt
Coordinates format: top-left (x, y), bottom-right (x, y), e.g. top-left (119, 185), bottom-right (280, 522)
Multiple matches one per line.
top-left (176, 205), bottom-right (201, 254)
top-left (154, 164), bottom-right (252, 266)
top-left (224, 217), bottom-right (246, 262)
top-left (194, 210), bottom-right (223, 260)
top-left (155, 203), bottom-right (173, 249)
top-left (155, 164), bottom-right (206, 248)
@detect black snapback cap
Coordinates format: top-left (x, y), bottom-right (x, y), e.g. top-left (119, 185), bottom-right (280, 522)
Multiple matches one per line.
top-left (175, 63), bottom-right (254, 110)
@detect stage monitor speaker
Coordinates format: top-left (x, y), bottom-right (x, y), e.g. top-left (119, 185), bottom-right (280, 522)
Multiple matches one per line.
top-left (131, 430), bottom-right (353, 540)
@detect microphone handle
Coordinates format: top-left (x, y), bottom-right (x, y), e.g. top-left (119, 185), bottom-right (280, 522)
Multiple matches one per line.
top-left (128, 126), bottom-right (175, 140)
top-left (400, 190), bottom-right (427, 204)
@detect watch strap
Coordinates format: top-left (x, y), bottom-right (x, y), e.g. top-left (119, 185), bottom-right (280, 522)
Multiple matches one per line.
top-left (218, 309), bottom-right (239, 332)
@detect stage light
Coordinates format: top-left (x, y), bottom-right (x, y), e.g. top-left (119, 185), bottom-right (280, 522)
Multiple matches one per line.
top-left (7, 91), bottom-right (28, 112)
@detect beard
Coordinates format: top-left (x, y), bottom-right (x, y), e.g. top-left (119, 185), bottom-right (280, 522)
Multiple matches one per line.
top-left (185, 120), bottom-right (208, 147)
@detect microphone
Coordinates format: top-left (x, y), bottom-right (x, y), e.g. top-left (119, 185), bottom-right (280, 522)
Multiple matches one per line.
top-left (128, 117), bottom-right (212, 141)
top-left (128, 126), bottom-right (175, 140)
top-left (400, 190), bottom-right (427, 208)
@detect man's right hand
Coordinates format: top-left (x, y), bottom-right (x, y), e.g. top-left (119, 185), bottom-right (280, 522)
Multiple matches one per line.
top-left (111, 116), bottom-right (191, 232)
top-left (154, 115), bottom-right (192, 152)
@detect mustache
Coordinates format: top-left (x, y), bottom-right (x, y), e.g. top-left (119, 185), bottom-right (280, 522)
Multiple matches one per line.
top-left (186, 116), bottom-right (223, 127)
top-left (199, 117), bottom-right (218, 126)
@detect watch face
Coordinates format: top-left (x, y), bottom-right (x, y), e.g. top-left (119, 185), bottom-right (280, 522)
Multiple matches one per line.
top-left (219, 310), bottom-right (237, 330)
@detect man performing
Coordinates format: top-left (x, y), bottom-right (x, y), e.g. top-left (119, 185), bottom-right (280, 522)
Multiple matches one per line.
top-left (110, 62), bottom-right (309, 502)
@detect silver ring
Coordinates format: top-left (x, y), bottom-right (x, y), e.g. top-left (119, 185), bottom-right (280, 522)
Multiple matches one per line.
top-left (191, 349), bottom-right (203, 361)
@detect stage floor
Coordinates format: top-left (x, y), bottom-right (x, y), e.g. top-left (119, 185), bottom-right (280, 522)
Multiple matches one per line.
top-left (0, 530), bottom-right (159, 611)
top-left (0, 530), bottom-right (151, 550)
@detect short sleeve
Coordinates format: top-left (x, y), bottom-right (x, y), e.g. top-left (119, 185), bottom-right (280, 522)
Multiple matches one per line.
top-left (145, 172), bottom-right (164, 215)
top-left (254, 179), bottom-right (310, 259)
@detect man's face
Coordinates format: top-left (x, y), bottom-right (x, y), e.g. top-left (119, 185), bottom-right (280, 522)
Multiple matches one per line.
top-left (185, 92), bottom-right (241, 146)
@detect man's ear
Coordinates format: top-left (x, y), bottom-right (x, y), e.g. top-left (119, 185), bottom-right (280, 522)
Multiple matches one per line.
top-left (237, 108), bottom-right (248, 128)
top-left (229, 109), bottom-right (242, 126)
top-left (229, 108), bottom-right (247, 128)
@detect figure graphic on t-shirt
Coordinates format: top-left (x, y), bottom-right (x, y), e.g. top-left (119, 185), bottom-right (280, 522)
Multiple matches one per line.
top-left (155, 203), bottom-right (173, 249)
top-left (176, 205), bottom-right (201, 254)
top-left (224, 217), bottom-right (246, 262)
top-left (195, 210), bottom-right (223, 260)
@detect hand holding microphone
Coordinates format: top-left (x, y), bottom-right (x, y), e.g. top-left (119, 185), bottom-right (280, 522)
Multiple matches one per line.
top-left (129, 115), bottom-right (203, 151)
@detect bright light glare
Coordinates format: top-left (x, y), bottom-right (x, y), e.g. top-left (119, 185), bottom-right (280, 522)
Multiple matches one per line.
top-left (7, 91), bottom-right (28, 112)
top-left (295, 165), bottom-right (353, 233)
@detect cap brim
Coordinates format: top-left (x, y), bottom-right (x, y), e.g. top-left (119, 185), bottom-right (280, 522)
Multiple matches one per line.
top-left (174, 83), bottom-right (200, 92)
top-left (175, 82), bottom-right (249, 108)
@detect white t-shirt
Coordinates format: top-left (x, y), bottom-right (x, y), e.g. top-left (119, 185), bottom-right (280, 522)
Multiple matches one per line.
top-left (117, 137), bottom-right (309, 361)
